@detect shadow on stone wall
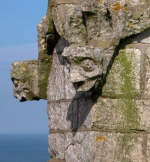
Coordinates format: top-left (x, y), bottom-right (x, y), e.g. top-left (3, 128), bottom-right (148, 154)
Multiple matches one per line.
top-left (66, 91), bottom-right (95, 136)
top-left (65, 27), bottom-right (150, 136)
top-left (132, 28), bottom-right (150, 43)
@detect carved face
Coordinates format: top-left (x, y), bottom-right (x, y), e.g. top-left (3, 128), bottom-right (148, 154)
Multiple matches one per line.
top-left (11, 79), bottom-right (32, 101)
top-left (62, 46), bottom-right (104, 91)
top-left (11, 61), bottom-right (39, 101)
top-left (51, 0), bottom-right (150, 92)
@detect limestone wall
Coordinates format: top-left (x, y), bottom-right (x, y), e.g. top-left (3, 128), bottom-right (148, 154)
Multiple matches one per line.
top-left (47, 31), bottom-right (150, 162)
top-left (11, 0), bottom-right (150, 161)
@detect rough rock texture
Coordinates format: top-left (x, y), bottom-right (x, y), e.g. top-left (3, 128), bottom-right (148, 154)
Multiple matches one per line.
top-left (11, 60), bottom-right (39, 101)
top-left (11, 0), bottom-right (150, 161)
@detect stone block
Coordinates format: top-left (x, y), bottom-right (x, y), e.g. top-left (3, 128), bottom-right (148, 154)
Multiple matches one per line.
top-left (91, 98), bottom-right (150, 132)
top-left (49, 131), bottom-right (147, 162)
top-left (65, 131), bottom-right (95, 162)
top-left (48, 134), bottom-right (66, 159)
top-left (48, 131), bottom-right (95, 162)
top-left (47, 94), bottom-right (93, 130)
top-left (48, 102), bottom-right (72, 130)
top-left (94, 132), bottom-right (147, 162)
top-left (91, 98), bottom-right (124, 130)
top-left (102, 48), bottom-right (142, 98)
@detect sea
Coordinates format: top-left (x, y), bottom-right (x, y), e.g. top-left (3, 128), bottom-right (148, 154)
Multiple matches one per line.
top-left (0, 134), bottom-right (49, 162)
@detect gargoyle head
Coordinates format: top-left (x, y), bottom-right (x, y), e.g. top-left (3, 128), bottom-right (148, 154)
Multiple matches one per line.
top-left (62, 46), bottom-right (104, 91)
top-left (50, 0), bottom-right (150, 92)
top-left (11, 0), bottom-right (150, 97)
top-left (11, 61), bottom-right (39, 101)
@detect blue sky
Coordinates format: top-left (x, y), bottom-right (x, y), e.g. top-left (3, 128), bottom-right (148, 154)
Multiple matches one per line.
top-left (0, 0), bottom-right (47, 47)
top-left (0, 0), bottom-right (49, 134)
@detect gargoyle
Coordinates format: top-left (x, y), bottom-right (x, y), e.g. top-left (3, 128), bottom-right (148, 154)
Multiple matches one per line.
top-left (50, 0), bottom-right (150, 91)
top-left (11, 0), bottom-right (150, 98)
top-left (11, 0), bottom-right (150, 162)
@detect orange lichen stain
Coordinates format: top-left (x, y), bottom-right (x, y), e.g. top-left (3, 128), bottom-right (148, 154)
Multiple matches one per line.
top-left (112, 3), bottom-right (130, 12)
top-left (96, 136), bottom-right (106, 142)
top-left (112, 3), bottom-right (121, 11)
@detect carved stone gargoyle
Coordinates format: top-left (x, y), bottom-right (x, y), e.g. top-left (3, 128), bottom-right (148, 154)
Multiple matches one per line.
top-left (11, 0), bottom-right (150, 97)
top-left (11, 0), bottom-right (150, 161)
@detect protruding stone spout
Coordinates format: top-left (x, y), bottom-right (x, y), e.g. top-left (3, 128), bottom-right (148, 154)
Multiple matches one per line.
top-left (11, 0), bottom-right (150, 161)
top-left (11, 60), bottom-right (40, 101)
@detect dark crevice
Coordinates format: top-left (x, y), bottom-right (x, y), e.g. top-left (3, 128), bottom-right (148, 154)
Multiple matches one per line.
top-left (73, 81), bottom-right (85, 90)
top-left (46, 22), bottom-right (60, 55)
top-left (106, 8), bottom-right (113, 28)
top-left (82, 12), bottom-right (87, 29)
top-left (82, 11), bottom-right (96, 42)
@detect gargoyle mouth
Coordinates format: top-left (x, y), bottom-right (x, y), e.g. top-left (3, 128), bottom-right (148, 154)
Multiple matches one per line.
top-left (62, 46), bottom-right (104, 91)
top-left (73, 79), bottom-right (98, 92)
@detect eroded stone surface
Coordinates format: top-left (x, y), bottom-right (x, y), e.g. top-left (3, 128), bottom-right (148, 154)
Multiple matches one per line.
top-left (91, 97), bottom-right (150, 132)
top-left (37, 16), bottom-right (54, 99)
top-left (11, 60), bottom-right (39, 101)
top-left (50, 0), bottom-right (150, 90)
top-left (62, 46), bottom-right (104, 91)
top-left (47, 52), bottom-right (76, 101)
top-left (102, 47), bottom-right (142, 98)
top-left (49, 131), bottom-right (147, 162)
top-left (10, 0), bottom-right (150, 162)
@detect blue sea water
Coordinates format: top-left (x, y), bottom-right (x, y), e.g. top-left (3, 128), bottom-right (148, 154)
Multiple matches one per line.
top-left (0, 134), bottom-right (49, 162)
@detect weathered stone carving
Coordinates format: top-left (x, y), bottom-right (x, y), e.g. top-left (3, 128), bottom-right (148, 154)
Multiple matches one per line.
top-left (11, 0), bottom-right (150, 161)
top-left (11, 60), bottom-right (39, 101)
top-left (48, 0), bottom-right (150, 91)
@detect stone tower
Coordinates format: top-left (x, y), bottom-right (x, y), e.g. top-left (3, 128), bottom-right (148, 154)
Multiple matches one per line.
top-left (11, 0), bottom-right (150, 161)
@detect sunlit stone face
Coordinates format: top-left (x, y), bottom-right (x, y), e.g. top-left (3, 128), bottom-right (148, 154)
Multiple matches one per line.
top-left (11, 79), bottom-right (32, 101)
top-left (11, 61), bottom-right (39, 101)
top-left (62, 46), bottom-right (104, 91)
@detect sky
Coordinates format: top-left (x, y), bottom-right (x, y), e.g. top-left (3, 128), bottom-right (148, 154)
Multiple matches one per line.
top-left (0, 0), bottom-right (49, 135)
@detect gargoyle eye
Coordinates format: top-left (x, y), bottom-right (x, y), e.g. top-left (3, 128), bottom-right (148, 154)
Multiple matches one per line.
top-left (81, 59), bottom-right (95, 72)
